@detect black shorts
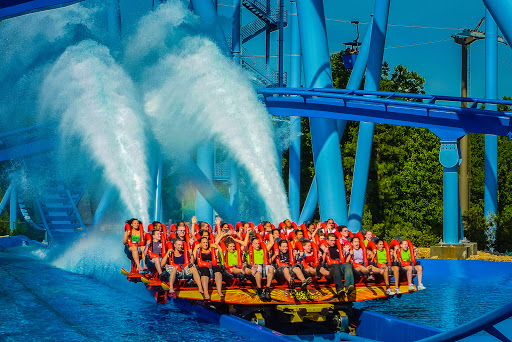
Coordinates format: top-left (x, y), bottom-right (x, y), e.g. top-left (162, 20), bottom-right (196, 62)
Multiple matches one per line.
top-left (198, 265), bottom-right (222, 278)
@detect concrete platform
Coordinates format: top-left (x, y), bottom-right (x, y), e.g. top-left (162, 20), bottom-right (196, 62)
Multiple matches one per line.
top-left (430, 243), bottom-right (471, 260)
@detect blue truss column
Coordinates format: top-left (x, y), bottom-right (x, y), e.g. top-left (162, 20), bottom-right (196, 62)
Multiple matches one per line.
top-left (347, 0), bottom-right (390, 232)
top-left (288, 1), bottom-right (302, 223)
top-left (230, 162), bottom-right (238, 207)
top-left (484, 9), bottom-right (498, 223)
top-left (154, 158), bottom-right (163, 222)
top-left (232, 0), bottom-right (241, 64)
top-left (91, 186), bottom-right (115, 228)
top-left (107, 0), bottom-right (121, 53)
top-left (296, 0), bottom-right (347, 223)
top-left (229, 0), bottom-right (240, 212)
top-left (298, 18), bottom-right (373, 224)
top-left (191, 0), bottom-right (229, 54)
top-left (10, 183), bottom-right (17, 232)
top-left (440, 140), bottom-right (462, 244)
top-left (0, 184), bottom-right (13, 216)
top-left (196, 143), bottom-right (214, 223)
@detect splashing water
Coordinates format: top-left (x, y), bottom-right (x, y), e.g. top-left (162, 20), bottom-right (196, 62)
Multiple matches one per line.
top-left (127, 1), bottom-right (291, 222)
top-left (51, 231), bottom-right (129, 284)
top-left (39, 40), bottom-right (151, 221)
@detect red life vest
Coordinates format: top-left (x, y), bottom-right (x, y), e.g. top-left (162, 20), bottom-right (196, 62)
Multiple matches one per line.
top-left (296, 241), bottom-right (319, 269)
top-left (219, 242), bottom-right (243, 273)
top-left (390, 239), bottom-right (417, 266)
top-left (320, 240), bottom-right (345, 264)
top-left (125, 223), bottom-right (145, 248)
top-left (170, 248), bottom-right (189, 272)
top-left (247, 236), bottom-right (270, 267)
top-left (196, 246), bottom-right (219, 268)
top-left (273, 241), bottom-right (295, 268)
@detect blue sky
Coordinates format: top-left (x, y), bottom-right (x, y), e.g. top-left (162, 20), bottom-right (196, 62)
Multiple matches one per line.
top-left (216, 0), bottom-right (512, 99)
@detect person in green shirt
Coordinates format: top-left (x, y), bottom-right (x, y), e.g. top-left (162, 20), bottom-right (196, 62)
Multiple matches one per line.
top-left (244, 236), bottom-right (275, 300)
top-left (368, 239), bottom-right (401, 296)
top-left (224, 240), bottom-right (245, 277)
top-left (399, 240), bottom-right (426, 291)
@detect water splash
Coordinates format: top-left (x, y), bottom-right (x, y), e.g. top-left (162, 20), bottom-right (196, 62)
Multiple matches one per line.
top-left (39, 40), bottom-right (151, 221)
top-left (127, 1), bottom-right (291, 222)
top-left (51, 231), bottom-right (129, 284)
top-left (0, 3), bottom-right (101, 130)
top-left (485, 212), bottom-right (497, 253)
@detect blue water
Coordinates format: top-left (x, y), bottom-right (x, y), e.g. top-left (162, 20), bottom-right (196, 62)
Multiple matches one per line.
top-left (355, 260), bottom-right (512, 332)
top-left (0, 251), bottom-right (250, 342)
top-left (2, 249), bottom-right (512, 341)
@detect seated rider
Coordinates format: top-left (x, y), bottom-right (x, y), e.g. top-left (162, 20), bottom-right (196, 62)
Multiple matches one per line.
top-left (368, 239), bottom-right (400, 296)
top-left (363, 230), bottom-right (373, 247)
top-left (281, 219), bottom-right (295, 238)
top-left (270, 239), bottom-right (312, 290)
top-left (304, 222), bottom-right (322, 243)
top-left (222, 237), bottom-right (246, 278)
top-left (323, 218), bottom-right (337, 236)
top-left (245, 235), bottom-right (275, 300)
top-left (144, 229), bottom-right (169, 278)
top-left (123, 218), bottom-right (146, 272)
top-left (164, 239), bottom-right (203, 297)
top-left (398, 240), bottom-right (426, 291)
top-left (171, 222), bottom-right (191, 248)
top-left (319, 233), bottom-right (355, 296)
top-left (298, 240), bottom-right (320, 278)
top-left (349, 237), bottom-right (372, 280)
top-left (338, 225), bottom-right (350, 244)
top-left (193, 236), bottom-right (223, 300)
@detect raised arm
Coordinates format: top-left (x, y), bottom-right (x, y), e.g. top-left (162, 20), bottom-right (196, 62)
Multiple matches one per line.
top-left (265, 234), bottom-right (275, 251)
top-left (215, 216), bottom-right (222, 236)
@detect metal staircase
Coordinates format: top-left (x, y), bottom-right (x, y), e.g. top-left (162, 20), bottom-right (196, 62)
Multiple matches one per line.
top-left (228, 0), bottom-right (287, 88)
top-left (18, 182), bottom-right (87, 244)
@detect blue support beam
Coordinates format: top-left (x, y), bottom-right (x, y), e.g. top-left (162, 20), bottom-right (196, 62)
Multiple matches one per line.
top-left (196, 143), bottom-right (214, 224)
top-left (232, 0), bottom-right (241, 64)
top-left (347, 0), bottom-right (390, 232)
top-left (190, 0), bottom-right (229, 54)
top-left (107, 0), bottom-right (121, 53)
top-left (288, 0), bottom-right (301, 205)
top-left (9, 184), bottom-right (17, 232)
top-left (154, 158), bottom-right (163, 222)
top-left (91, 186), bottom-right (115, 228)
top-left (484, 8), bottom-right (498, 222)
top-left (296, 0), bottom-right (347, 223)
top-left (180, 156), bottom-right (240, 224)
top-left (229, 162), bottom-right (238, 208)
top-left (298, 18), bottom-right (373, 224)
top-left (0, 184), bottom-right (13, 216)
top-left (439, 140), bottom-right (461, 244)
top-left (289, 0), bottom-right (301, 223)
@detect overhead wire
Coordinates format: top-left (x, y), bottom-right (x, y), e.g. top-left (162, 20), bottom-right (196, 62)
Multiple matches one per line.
top-left (472, 45), bottom-right (512, 67)
top-left (217, 2), bottom-right (462, 31)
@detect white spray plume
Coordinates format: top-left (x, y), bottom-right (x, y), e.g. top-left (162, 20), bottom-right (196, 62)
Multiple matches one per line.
top-left (39, 40), bottom-right (151, 222)
top-left (126, 1), bottom-right (291, 222)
